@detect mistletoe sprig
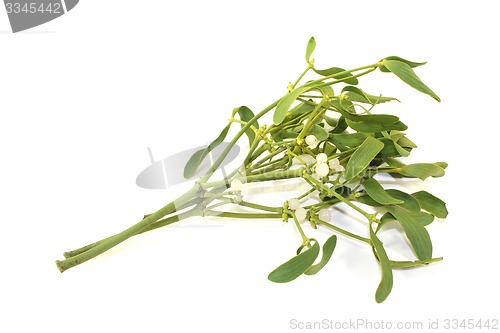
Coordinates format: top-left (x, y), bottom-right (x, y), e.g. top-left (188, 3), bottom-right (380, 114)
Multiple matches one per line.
top-left (56, 37), bottom-right (447, 303)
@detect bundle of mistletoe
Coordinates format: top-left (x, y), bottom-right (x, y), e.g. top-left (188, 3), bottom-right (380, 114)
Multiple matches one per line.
top-left (57, 37), bottom-right (448, 303)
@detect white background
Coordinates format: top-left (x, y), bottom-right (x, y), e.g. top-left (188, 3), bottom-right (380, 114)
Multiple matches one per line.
top-left (1, 1), bottom-right (499, 332)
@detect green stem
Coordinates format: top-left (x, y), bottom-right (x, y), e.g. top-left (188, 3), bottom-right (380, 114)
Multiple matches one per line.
top-left (296, 99), bottom-right (326, 143)
top-left (391, 257), bottom-right (443, 269)
top-left (247, 147), bottom-right (286, 172)
top-left (297, 187), bottom-right (316, 200)
top-left (308, 63), bottom-right (379, 85)
top-left (205, 211), bottom-right (282, 219)
top-left (289, 209), bottom-right (309, 243)
top-left (314, 218), bottom-right (371, 244)
top-left (56, 186), bottom-right (199, 272)
top-left (202, 167), bottom-right (304, 189)
top-left (292, 65), bottom-right (312, 89)
top-left (316, 67), bottom-right (377, 88)
top-left (200, 99), bottom-right (280, 183)
top-left (237, 200), bottom-right (282, 213)
top-left (248, 157), bottom-right (287, 175)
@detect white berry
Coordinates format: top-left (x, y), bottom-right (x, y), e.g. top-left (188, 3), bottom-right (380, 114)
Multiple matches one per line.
top-left (316, 153), bottom-right (328, 164)
top-left (288, 198), bottom-right (300, 210)
top-left (329, 158), bottom-right (345, 172)
top-left (305, 135), bottom-right (318, 147)
top-left (230, 179), bottom-right (242, 191)
top-left (315, 162), bottom-right (329, 177)
top-left (295, 207), bottom-right (307, 222)
top-left (318, 209), bottom-right (331, 222)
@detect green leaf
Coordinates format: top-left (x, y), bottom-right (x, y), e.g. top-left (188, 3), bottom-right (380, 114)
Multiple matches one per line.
top-left (434, 161), bottom-right (448, 169)
top-left (235, 106), bottom-right (258, 146)
top-left (379, 56), bottom-right (427, 72)
top-left (381, 59), bottom-right (440, 102)
top-left (378, 210), bottom-right (434, 228)
top-left (345, 136), bottom-right (384, 180)
top-left (383, 157), bottom-right (406, 168)
top-left (393, 141), bottom-right (411, 157)
top-left (329, 133), bottom-right (369, 147)
top-left (412, 191), bottom-right (448, 218)
top-left (390, 257), bottom-right (443, 269)
top-left (356, 194), bottom-right (381, 207)
top-left (360, 114), bottom-right (400, 124)
top-left (274, 85), bottom-right (314, 125)
top-left (322, 115), bottom-right (338, 127)
top-left (323, 142), bottom-right (337, 156)
top-left (330, 99), bottom-right (401, 125)
top-left (377, 138), bottom-right (411, 158)
top-left (268, 240), bottom-right (320, 283)
top-left (305, 37), bottom-right (316, 63)
top-left (397, 135), bottom-right (417, 149)
top-left (363, 178), bottom-right (404, 205)
top-left (398, 163), bottom-right (445, 180)
top-left (313, 67), bottom-right (359, 85)
top-left (289, 101), bottom-right (316, 118)
top-left (184, 124), bottom-right (230, 178)
top-left (342, 86), bottom-right (399, 105)
top-left (315, 84), bottom-right (334, 99)
top-left (305, 235), bottom-right (337, 275)
top-left (387, 207), bottom-right (433, 260)
top-left (331, 116), bottom-right (348, 134)
top-left (380, 211), bottom-right (395, 223)
top-left (309, 124), bottom-right (329, 141)
top-left (346, 118), bottom-right (408, 133)
top-left (411, 211), bottom-right (435, 226)
top-left (370, 227), bottom-right (393, 303)
top-left (385, 189), bottom-right (421, 212)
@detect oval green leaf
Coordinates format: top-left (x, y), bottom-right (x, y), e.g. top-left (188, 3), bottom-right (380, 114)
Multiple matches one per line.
top-left (346, 118), bottom-right (408, 133)
top-left (184, 124), bottom-right (230, 178)
top-left (274, 86), bottom-right (313, 125)
top-left (370, 227), bottom-right (393, 303)
top-left (381, 59), bottom-right (440, 102)
top-left (313, 67), bottom-right (359, 85)
top-left (379, 56), bottom-right (427, 72)
top-left (412, 191), bottom-right (448, 218)
top-left (398, 163), bottom-right (445, 180)
top-left (305, 235), bottom-right (337, 275)
top-left (385, 189), bottom-right (421, 212)
top-left (332, 116), bottom-right (348, 134)
top-left (345, 136), bottom-right (384, 180)
top-left (305, 37), bottom-right (316, 63)
top-left (235, 106), bottom-right (258, 146)
top-left (329, 133), bottom-right (369, 147)
top-left (378, 138), bottom-right (411, 158)
top-left (268, 240), bottom-right (320, 283)
top-left (393, 141), bottom-right (411, 157)
top-left (396, 135), bottom-right (417, 149)
top-left (289, 101), bottom-right (316, 118)
top-left (342, 86), bottom-right (399, 105)
top-left (363, 178), bottom-right (404, 205)
top-left (309, 124), bottom-right (329, 141)
top-left (330, 99), bottom-right (401, 125)
top-left (387, 207), bottom-right (433, 260)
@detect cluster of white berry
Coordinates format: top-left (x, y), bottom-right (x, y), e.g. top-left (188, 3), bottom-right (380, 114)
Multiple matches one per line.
top-left (287, 197), bottom-right (332, 224)
top-left (296, 134), bottom-right (346, 181)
